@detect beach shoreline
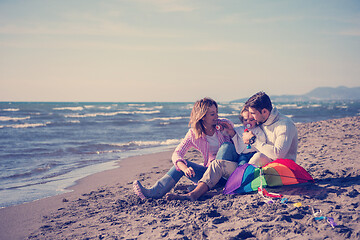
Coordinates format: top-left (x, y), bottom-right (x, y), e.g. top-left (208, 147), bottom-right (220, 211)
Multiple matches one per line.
top-left (1, 117), bottom-right (360, 239)
top-left (0, 150), bottom-right (175, 240)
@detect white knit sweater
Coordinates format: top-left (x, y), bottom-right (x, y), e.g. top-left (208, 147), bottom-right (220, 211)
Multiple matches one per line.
top-left (252, 108), bottom-right (298, 161)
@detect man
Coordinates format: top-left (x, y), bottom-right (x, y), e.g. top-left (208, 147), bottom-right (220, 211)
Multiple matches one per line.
top-left (166, 91), bottom-right (298, 201)
top-left (242, 91), bottom-right (298, 166)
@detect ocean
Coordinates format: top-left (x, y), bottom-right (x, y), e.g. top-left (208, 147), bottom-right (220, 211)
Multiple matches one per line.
top-left (1, 100), bottom-right (359, 208)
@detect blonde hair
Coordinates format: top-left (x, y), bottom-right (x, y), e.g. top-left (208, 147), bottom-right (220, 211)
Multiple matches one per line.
top-left (189, 97), bottom-right (218, 139)
top-left (239, 105), bottom-right (249, 124)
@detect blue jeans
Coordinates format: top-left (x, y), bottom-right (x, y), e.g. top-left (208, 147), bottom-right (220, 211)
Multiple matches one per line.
top-left (167, 142), bottom-right (253, 186)
top-left (167, 161), bottom-right (207, 184)
top-left (167, 160), bottom-right (227, 187)
top-left (216, 142), bottom-right (256, 165)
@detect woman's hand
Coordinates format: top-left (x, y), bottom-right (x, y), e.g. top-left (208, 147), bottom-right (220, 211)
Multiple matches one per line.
top-left (176, 162), bottom-right (195, 178)
top-left (218, 121), bottom-right (236, 138)
top-left (183, 167), bottom-right (195, 178)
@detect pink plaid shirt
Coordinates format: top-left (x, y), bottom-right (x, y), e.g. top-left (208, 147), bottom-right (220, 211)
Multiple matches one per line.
top-left (171, 119), bottom-right (233, 171)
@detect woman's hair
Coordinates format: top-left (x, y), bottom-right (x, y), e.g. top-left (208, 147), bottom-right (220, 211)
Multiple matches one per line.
top-left (189, 97), bottom-right (218, 139)
top-left (245, 91), bottom-right (273, 113)
top-left (239, 105), bottom-right (249, 123)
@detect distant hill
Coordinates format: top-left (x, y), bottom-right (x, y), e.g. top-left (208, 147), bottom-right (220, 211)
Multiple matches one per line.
top-left (231, 86), bottom-right (360, 103)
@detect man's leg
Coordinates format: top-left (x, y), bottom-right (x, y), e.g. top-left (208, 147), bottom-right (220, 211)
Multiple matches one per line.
top-left (248, 152), bottom-right (272, 167)
top-left (216, 142), bottom-right (240, 163)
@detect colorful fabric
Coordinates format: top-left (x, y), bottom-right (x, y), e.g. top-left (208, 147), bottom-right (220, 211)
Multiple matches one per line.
top-left (223, 158), bottom-right (314, 194)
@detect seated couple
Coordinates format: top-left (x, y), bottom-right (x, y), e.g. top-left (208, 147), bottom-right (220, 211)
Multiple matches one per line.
top-left (133, 92), bottom-right (298, 201)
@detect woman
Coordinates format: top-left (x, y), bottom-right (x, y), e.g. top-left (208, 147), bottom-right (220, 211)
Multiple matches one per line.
top-left (133, 97), bottom-right (234, 199)
top-left (166, 105), bottom-right (267, 201)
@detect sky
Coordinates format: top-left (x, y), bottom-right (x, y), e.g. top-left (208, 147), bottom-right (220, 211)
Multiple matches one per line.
top-left (0, 0), bottom-right (359, 102)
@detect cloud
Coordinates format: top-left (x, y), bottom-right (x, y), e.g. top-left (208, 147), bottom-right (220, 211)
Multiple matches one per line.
top-left (0, 20), bottom-right (181, 39)
top-left (133, 0), bottom-right (197, 12)
top-left (252, 15), bottom-right (304, 24)
top-left (338, 29), bottom-right (360, 36)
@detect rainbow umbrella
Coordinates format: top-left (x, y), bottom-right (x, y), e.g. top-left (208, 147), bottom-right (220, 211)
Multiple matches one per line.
top-left (223, 159), bottom-right (314, 195)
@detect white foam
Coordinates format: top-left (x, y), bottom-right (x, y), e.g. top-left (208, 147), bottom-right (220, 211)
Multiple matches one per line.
top-left (65, 110), bottom-right (160, 118)
top-left (4, 122), bottom-right (51, 129)
top-left (336, 105), bottom-right (348, 109)
top-left (111, 139), bottom-right (181, 148)
top-left (180, 104), bottom-right (194, 110)
top-left (65, 111), bottom-right (130, 118)
top-left (84, 105), bottom-right (96, 109)
top-left (276, 104), bottom-right (303, 109)
top-left (145, 116), bottom-right (187, 122)
top-left (0, 116), bottom-right (30, 121)
top-left (67, 120), bottom-right (80, 124)
top-left (135, 110), bottom-right (161, 114)
top-left (84, 105), bottom-right (113, 110)
top-left (138, 106), bottom-right (163, 111)
top-left (3, 108), bottom-right (20, 112)
top-left (53, 107), bottom-right (84, 111)
top-left (228, 103), bottom-right (244, 111)
top-left (99, 106), bottom-right (112, 110)
top-left (218, 113), bottom-right (238, 117)
top-left (128, 103), bottom-right (145, 107)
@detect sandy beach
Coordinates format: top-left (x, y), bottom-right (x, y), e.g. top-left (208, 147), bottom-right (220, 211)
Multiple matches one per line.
top-left (1, 116), bottom-right (359, 240)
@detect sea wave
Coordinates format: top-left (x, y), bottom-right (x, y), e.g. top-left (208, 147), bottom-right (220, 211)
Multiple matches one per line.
top-left (128, 103), bottom-right (145, 107)
top-left (228, 103), bottom-right (244, 111)
top-left (336, 105), bottom-right (348, 109)
top-left (58, 139), bottom-right (181, 156)
top-left (219, 113), bottom-right (239, 117)
top-left (65, 111), bottom-right (130, 118)
top-left (99, 106), bottom-right (112, 110)
top-left (137, 106), bottom-right (163, 111)
top-left (53, 107), bottom-right (84, 111)
top-left (2, 108), bottom-right (20, 112)
top-left (0, 116), bottom-right (30, 121)
top-left (67, 120), bottom-right (81, 124)
top-left (111, 139), bottom-right (180, 148)
top-left (276, 104), bottom-right (303, 109)
top-left (145, 116), bottom-right (187, 122)
top-left (0, 163), bottom-right (57, 181)
top-left (65, 110), bottom-right (160, 118)
top-left (0, 122), bottom-right (51, 129)
top-left (180, 104), bottom-right (194, 110)
top-left (84, 105), bottom-right (113, 110)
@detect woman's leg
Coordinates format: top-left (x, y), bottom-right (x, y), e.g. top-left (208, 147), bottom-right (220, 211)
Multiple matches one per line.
top-left (166, 160), bottom-right (238, 201)
top-left (133, 166), bottom-right (180, 200)
top-left (184, 161), bottom-right (207, 183)
top-left (133, 161), bottom-right (205, 200)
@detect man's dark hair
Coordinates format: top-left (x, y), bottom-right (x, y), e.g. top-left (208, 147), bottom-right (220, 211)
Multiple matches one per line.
top-left (245, 92), bottom-right (273, 113)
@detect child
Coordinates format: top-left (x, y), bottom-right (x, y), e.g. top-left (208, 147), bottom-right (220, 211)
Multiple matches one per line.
top-left (235, 106), bottom-right (259, 165)
top-left (215, 105), bottom-right (265, 165)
